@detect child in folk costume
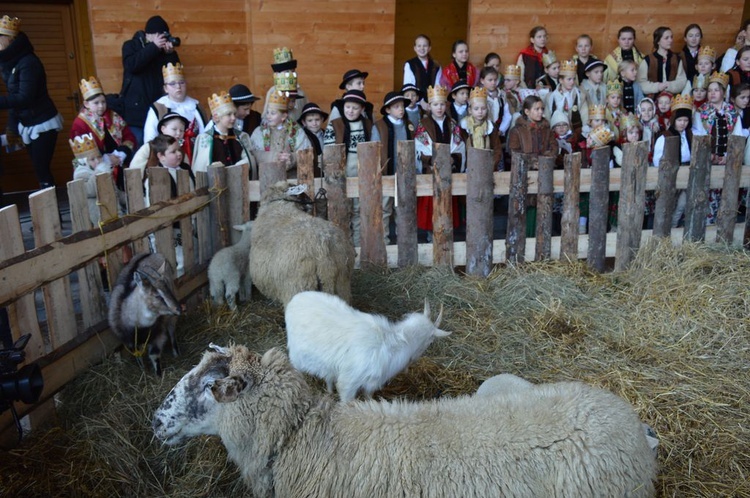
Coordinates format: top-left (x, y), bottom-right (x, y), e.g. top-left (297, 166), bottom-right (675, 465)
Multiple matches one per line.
top-left (727, 46), bottom-right (750, 91)
top-left (297, 102), bottom-right (328, 177)
top-left (604, 80), bottom-right (628, 141)
top-left (679, 24), bottom-right (703, 83)
top-left (637, 27), bottom-right (688, 98)
top-left (572, 34), bottom-right (599, 84)
top-left (263, 48), bottom-right (308, 122)
top-left (517, 26), bottom-right (549, 89)
top-left (604, 26), bottom-right (645, 82)
top-left (690, 75), bottom-right (709, 110)
top-left (323, 89), bottom-right (373, 245)
top-left (440, 39), bottom-right (478, 88)
top-left (402, 83), bottom-right (423, 129)
top-left (655, 91), bottom-right (674, 132)
top-left (192, 91), bottom-right (255, 175)
top-left (479, 66), bottom-right (511, 135)
top-left (730, 82), bottom-right (750, 136)
top-left (329, 69), bottom-right (375, 121)
top-left (579, 104), bottom-right (609, 167)
top-left (484, 52), bottom-right (502, 72)
top-left (580, 60), bottom-right (607, 107)
top-left (403, 34), bottom-right (441, 110)
top-left (544, 60), bottom-right (588, 135)
top-left (536, 51), bottom-right (560, 93)
top-left (637, 98), bottom-right (661, 150)
top-left (617, 60), bottom-right (645, 114)
top-left (230, 84), bottom-right (262, 137)
top-left (371, 92), bottom-right (414, 244)
top-left (129, 112), bottom-right (188, 179)
top-left (448, 80), bottom-right (471, 123)
top-left (459, 87), bottom-right (503, 170)
top-left (414, 85), bottom-right (466, 239)
top-left (681, 46), bottom-right (715, 96)
top-left (502, 64), bottom-right (525, 121)
top-left (70, 133), bottom-right (116, 225)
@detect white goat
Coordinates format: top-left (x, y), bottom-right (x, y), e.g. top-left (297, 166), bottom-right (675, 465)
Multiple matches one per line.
top-left (285, 291), bottom-right (450, 402)
top-left (208, 221), bottom-right (252, 310)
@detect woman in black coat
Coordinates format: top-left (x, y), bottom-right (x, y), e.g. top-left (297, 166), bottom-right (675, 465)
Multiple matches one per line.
top-left (0, 15), bottom-right (63, 189)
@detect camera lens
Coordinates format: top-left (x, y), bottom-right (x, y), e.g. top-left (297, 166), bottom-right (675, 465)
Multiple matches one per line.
top-left (170, 36), bottom-right (181, 47)
top-left (0, 363), bottom-right (43, 404)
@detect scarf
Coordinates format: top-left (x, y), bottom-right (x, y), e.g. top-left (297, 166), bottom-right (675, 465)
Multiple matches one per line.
top-left (465, 115), bottom-right (490, 149)
top-left (519, 45), bottom-right (546, 64)
top-left (261, 119), bottom-right (300, 152)
top-left (78, 108), bottom-right (126, 146)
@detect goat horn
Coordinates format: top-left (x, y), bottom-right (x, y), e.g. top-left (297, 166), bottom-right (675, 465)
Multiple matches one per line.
top-left (434, 303), bottom-right (444, 328)
top-left (423, 298), bottom-right (430, 317)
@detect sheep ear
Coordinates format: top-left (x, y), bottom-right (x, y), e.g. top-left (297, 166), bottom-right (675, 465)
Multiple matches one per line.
top-left (434, 303), bottom-right (444, 328)
top-left (261, 347), bottom-right (290, 367)
top-left (209, 343), bottom-right (231, 356)
top-left (423, 298), bottom-right (430, 318)
top-left (286, 184), bottom-right (308, 196)
top-left (211, 375), bottom-right (248, 403)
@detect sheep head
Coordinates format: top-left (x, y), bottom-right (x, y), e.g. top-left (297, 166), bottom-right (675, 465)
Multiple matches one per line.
top-left (259, 181), bottom-right (314, 214)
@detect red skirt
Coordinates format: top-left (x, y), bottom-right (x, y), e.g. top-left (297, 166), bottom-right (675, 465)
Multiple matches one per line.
top-left (416, 196), bottom-right (461, 231)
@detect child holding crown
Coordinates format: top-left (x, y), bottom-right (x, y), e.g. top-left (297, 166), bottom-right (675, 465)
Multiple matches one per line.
top-left (70, 133), bottom-right (115, 225)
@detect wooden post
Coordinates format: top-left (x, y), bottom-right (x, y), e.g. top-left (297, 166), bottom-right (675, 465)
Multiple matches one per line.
top-left (615, 141), bottom-right (649, 272)
top-left (208, 163), bottom-right (230, 253)
top-left (357, 141), bottom-right (387, 268)
top-left (535, 155), bottom-right (555, 261)
top-left (297, 148), bottom-right (315, 197)
top-left (323, 144), bottom-right (349, 237)
top-left (716, 135), bottom-right (744, 244)
top-left (587, 145), bottom-right (610, 272)
top-left (194, 172), bottom-right (212, 264)
top-left (396, 140), bottom-right (418, 267)
top-left (506, 152), bottom-right (529, 264)
top-left (148, 168), bottom-right (177, 271)
top-left (683, 135), bottom-right (711, 242)
top-left (560, 152), bottom-right (581, 262)
top-left (176, 169), bottom-right (196, 274)
top-left (259, 161), bottom-right (287, 194)
top-left (465, 146), bottom-right (494, 276)
top-left (226, 163), bottom-right (250, 244)
top-left (95, 173), bottom-right (125, 286)
top-left (432, 143), bottom-right (454, 267)
top-left (652, 136), bottom-right (680, 238)
top-left (124, 168), bottom-right (148, 253)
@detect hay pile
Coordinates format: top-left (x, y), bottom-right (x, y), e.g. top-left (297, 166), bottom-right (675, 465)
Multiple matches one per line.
top-left (1, 240), bottom-right (748, 497)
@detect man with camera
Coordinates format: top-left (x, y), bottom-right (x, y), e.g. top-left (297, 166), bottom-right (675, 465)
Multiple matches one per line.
top-left (118, 16), bottom-right (180, 146)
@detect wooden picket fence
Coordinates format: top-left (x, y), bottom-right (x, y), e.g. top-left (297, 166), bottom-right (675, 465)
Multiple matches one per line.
top-left (1, 135), bottom-right (749, 438)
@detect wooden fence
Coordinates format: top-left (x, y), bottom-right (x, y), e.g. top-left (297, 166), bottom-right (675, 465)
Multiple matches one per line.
top-left (1, 135), bottom-right (749, 438)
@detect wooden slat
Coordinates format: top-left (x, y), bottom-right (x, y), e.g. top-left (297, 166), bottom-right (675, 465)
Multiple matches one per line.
top-left (535, 156), bottom-right (555, 261)
top-left (323, 144), bottom-right (349, 238)
top-left (587, 146), bottom-right (610, 272)
top-left (506, 152), bottom-right (530, 264)
top-left (194, 173), bottom-right (212, 265)
top-left (716, 135), bottom-right (744, 244)
top-left (465, 146), bottom-right (493, 277)
top-left (684, 135), bottom-right (712, 242)
top-left (177, 169), bottom-right (196, 274)
top-left (225, 164), bottom-right (250, 244)
top-left (653, 136), bottom-right (681, 238)
top-left (124, 168), bottom-right (149, 254)
top-left (96, 173), bottom-right (124, 286)
top-left (148, 168), bottom-right (177, 271)
top-left (615, 141), bottom-right (649, 272)
top-left (396, 140), bottom-right (418, 268)
top-left (357, 142), bottom-right (386, 267)
top-left (208, 164), bottom-right (230, 253)
top-left (432, 143), bottom-right (454, 267)
top-left (560, 152), bottom-right (581, 262)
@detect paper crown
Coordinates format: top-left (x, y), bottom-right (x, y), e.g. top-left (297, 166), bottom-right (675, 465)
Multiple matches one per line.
top-left (618, 113), bottom-right (641, 132)
top-left (69, 133), bottom-right (99, 159)
top-left (273, 47), bottom-right (293, 64)
top-left (708, 71), bottom-right (729, 88)
top-left (542, 51), bottom-right (557, 68)
top-left (273, 71), bottom-right (298, 95)
top-left (427, 85), bottom-right (449, 103)
top-left (267, 91), bottom-right (290, 110)
top-left (162, 63), bottom-right (184, 83)
top-left (208, 91), bottom-right (235, 117)
top-left (504, 65), bottom-right (522, 80)
top-left (559, 60), bottom-right (577, 77)
top-left (671, 94), bottom-right (694, 111)
top-left (606, 80), bottom-right (623, 96)
top-left (469, 86), bottom-right (487, 102)
top-left (697, 46), bottom-right (716, 62)
top-left (0, 15), bottom-right (20, 37)
top-left (589, 104), bottom-right (606, 120)
top-left (79, 76), bottom-right (103, 101)
top-left (589, 125), bottom-right (613, 146)
top-left (692, 74), bottom-right (709, 90)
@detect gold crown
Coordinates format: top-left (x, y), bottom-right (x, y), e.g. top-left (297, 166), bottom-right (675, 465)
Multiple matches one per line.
top-left (427, 85), bottom-right (449, 103)
top-left (273, 71), bottom-right (298, 94)
top-left (469, 86), bottom-right (487, 102)
top-left (0, 15), bottom-right (20, 37)
top-left (671, 94), bottom-right (694, 111)
top-left (589, 125), bottom-right (613, 146)
top-left (708, 71), bottom-right (729, 88)
top-left (542, 51), bottom-right (558, 68)
top-left (273, 47), bottom-right (294, 64)
top-left (504, 65), bottom-right (522, 80)
top-left (208, 91), bottom-right (235, 117)
top-left (606, 80), bottom-right (623, 96)
top-left (589, 104), bottom-right (606, 120)
top-left (692, 74), bottom-right (709, 90)
top-left (162, 63), bottom-right (184, 83)
top-left (697, 46), bottom-right (716, 62)
top-left (79, 76), bottom-right (103, 101)
top-left (267, 91), bottom-right (290, 110)
top-left (559, 59), bottom-right (577, 77)
top-left (69, 133), bottom-right (99, 159)
top-left (618, 113), bottom-right (641, 132)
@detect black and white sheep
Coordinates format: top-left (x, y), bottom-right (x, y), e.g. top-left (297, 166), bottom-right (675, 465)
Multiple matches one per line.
top-left (208, 221), bottom-right (253, 310)
top-left (248, 181), bottom-right (355, 305)
top-left (153, 344), bottom-right (658, 497)
top-left (285, 291), bottom-right (450, 402)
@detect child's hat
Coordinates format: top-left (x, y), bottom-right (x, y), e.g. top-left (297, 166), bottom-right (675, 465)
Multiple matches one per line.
top-left (588, 125), bottom-right (613, 147)
top-left (697, 46), bottom-right (716, 63)
top-left (671, 94), bottom-right (693, 120)
top-left (606, 80), bottom-right (623, 96)
top-left (380, 91), bottom-right (410, 116)
top-left (229, 84), bottom-right (261, 104)
top-left (69, 133), bottom-right (99, 159)
top-left (448, 80), bottom-right (470, 102)
top-left (618, 113), bottom-right (641, 132)
top-left (550, 109), bottom-right (570, 128)
top-left (708, 71), bottom-right (729, 89)
top-left (208, 91), bottom-right (236, 117)
top-left (542, 51), bottom-right (558, 68)
top-left (339, 69), bottom-right (369, 90)
top-left (589, 104), bottom-right (606, 120)
top-left (559, 60), bottom-right (577, 77)
top-left (267, 91), bottom-right (290, 111)
top-left (79, 76), bottom-right (104, 101)
top-left (427, 85), bottom-right (449, 103)
top-left (297, 103), bottom-right (329, 125)
top-left (0, 15), bottom-right (20, 37)
top-left (341, 89), bottom-right (368, 106)
top-left (158, 111), bottom-right (189, 131)
top-left (692, 74), bottom-right (709, 90)
top-left (145, 15), bottom-right (169, 34)
top-left (469, 86), bottom-right (488, 104)
top-left (656, 90), bottom-right (673, 101)
top-left (273, 71), bottom-right (299, 98)
top-left (504, 65), bottom-right (522, 80)
top-left (162, 63), bottom-right (184, 84)
top-left (584, 59), bottom-right (606, 73)
top-left (400, 83), bottom-right (421, 99)
top-left (271, 47), bottom-right (297, 72)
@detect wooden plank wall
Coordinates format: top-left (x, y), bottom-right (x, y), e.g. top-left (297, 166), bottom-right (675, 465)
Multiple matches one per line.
top-left (468, 0), bottom-right (744, 75)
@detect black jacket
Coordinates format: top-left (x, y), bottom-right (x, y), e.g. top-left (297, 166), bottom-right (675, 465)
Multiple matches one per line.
top-left (119, 31), bottom-right (180, 127)
top-left (0, 32), bottom-right (59, 132)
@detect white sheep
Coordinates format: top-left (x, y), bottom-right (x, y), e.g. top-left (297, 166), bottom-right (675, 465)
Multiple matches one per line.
top-left (285, 291), bottom-right (450, 402)
top-left (208, 221), bottom-right (253, 310)
top-left (249, 181), bottom-right (355, 305)
top-left (153, 345), bottom-right (658, 498)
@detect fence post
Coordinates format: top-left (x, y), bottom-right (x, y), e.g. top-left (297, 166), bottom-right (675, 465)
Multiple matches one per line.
top-left (535, 155), bottom-right (555, 261)
top-left (587, 145), bottom-right (610, 272)
top-left (560, 152), bottom-right (581, 262)
top-left (653, 136), bottom-right (680, 237)
top-left (323, 144), bottom-right (349, 238)
top-left (358, 141), bottom-right (387, 268)
top-left (297, 148), bottom-right (316, 196)
top-left (208, 163), bottom-right (231, 254)
top-left (96, 173), bottom-right (127, 284)
top-left (396, 140), bottom-right (418, 267)
top-left (684, 135), bottom-right (711, 242)
top-left (195, 172), bottom-right (212, 264)
top-left (176, 169), bottom-right (196, 274)
top-left (147, 168), bottom-right (177, 271)
top-left (716, 135), bottom-right (744, 244)
top-left (615, 141), bottom-right (649, 271)
top-left (124, 168), bottom-right (149, 253)
top-left (466, 146), bottom-right (494, 276)
top-left (226, 163), bottom-right (250, 244)
top-left (432, 143), bottom-right (454, 267)
top-left (506, 152), bottom-right (530, 264)
top-left (259, 161), bottom-right (287, 194)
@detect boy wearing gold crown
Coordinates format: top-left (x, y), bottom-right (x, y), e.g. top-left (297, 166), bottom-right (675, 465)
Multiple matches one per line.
top-left (459, 87), bottom-right (503, 170)
top-left (536, 51), bottom-right (560, 93)
top-left (192, 91), bottom-right (255, 176)
top-left (603, 80), bottom-right (629, 141)
top-left (70, 133), bottom-right (115, 225)
top-left (263, 48), bottom-right (308, 122)
top-left (544, 59), bottom-right (588, 135)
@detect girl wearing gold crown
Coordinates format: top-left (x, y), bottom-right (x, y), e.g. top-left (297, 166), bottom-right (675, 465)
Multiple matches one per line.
top-left (459, 87), bottom-right (503, 170)
top-left (637, 27), bottom-right (687, 99)
top-left (681, 46), bottom-right (716, 97)
top-left (0, 15), bottom-right (63, 189)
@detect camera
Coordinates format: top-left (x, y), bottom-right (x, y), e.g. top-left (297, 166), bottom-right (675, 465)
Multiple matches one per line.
top-left (162, 32), bottom-right (181, 47)
top-left (0, 334), bottom-right (44, 411)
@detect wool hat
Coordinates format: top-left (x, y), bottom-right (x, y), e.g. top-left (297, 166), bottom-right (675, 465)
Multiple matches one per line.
top-left (448, 80), bottom-right (471, 102)
top-left (584, 59), bottom-right (606, 73)
top-left (341, 89), bottom-right (368, 106)
top-left (550, 109), bottom-right (570, 129)
top-left (158, 112), bottom-right (189, 131)
top-left (297, 102), bottom-right (329, 124)
top-left (229, 84), bottom-right (261, 104)
top-left (339, 69), bottom-right (369, 90)
top-left (400, 83), bottom-right (421, 99)
top-left (380, 91), bottom-right (410, 115)
top-left (145, 15), bottom-right (169, 34)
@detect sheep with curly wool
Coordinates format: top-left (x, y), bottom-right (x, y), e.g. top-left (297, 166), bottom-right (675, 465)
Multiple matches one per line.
top-left (285, 291), bottom-right (450, 402)
top-left (249, 182), bottom-right (355, 305)
top-left (153, 344), bottom-right (658, 498)
top-left (208, 221), bottom-right (253, 310)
